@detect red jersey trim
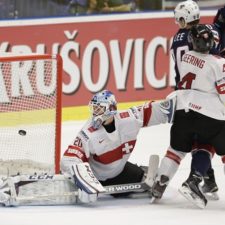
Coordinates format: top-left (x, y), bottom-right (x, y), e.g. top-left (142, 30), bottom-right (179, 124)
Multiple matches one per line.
top-left (221, 156), bottom-right (225, 164)
top-left (93, 140), bottom-right (136, 164)
top-left (143, 102), bottom-right (152, 127)
top-left (64, 145), bottom-right (88, 162)
top-left (165, 150), bottom-right (181, 165)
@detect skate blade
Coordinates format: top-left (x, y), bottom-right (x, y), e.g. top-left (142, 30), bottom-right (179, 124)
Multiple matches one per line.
top-left (178, 186), bottom-right (206, 209)
top-left (149, 196), bottom-right (160, 204)
top-left (204, 192), bottom-right (219, 201)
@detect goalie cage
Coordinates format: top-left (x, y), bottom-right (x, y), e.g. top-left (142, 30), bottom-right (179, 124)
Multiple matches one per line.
top-left (0, 54), bottom-right (62, 176)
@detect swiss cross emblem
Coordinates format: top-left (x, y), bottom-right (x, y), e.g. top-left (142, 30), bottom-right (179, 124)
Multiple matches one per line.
top-left (122, 143), bottom-right (133, 154)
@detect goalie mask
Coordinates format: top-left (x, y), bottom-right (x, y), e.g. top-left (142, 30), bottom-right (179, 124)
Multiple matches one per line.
top-left (89, 90), bottom-right (117, 129)
top-left (174, 0), bottom-right (200, 28)
top-left (188, 24), bottom-right (214, 53)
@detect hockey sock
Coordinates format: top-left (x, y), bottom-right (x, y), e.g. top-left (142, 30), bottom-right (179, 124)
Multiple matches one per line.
top-left (191, 151), bottom-right (211, 176)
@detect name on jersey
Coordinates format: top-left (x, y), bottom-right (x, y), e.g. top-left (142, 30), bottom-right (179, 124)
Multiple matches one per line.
top-left (67, 147), bottom-right (84, 159)
top-left (173, 32), bottom-right (185, 42)
top-left (188, 102), bottom-right (202, 111)
top-left (81, 130), bottom-right (89, 140)
top-left (183, 54), bottom-right (205, 69)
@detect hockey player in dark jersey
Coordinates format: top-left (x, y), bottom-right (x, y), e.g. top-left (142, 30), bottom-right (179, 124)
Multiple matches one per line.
top-left (170, 1), bottom-right (221, 201)
top-left (213, 5), bottom-right (225, 56)
top-left (150, 0), bottom-right (225, 206)
top-left (151, 23), bottom-right (225, 209)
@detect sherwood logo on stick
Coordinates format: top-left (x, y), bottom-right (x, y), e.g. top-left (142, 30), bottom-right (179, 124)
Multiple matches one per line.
top-left (105, 184), bottom-right (142, 192)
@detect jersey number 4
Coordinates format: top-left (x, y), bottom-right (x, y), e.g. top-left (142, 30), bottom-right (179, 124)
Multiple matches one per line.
top-left (178, 72), bottom-right (196, 89)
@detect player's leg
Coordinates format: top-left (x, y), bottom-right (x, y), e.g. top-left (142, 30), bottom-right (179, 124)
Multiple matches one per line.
top-left (100, 162), bottom-right (146, 198)
top-left (151, 110), bottom-right (191, 200)
top-left (151, 147), bottom-right (185, 199)
top-left (179, 113), bottom-right (224, 208)
top-left (100, 162), bottom-right (145, 186)
top-left (179, 148), bottom-right (209, 208)
top-left (211, 122), bottom-right (225, 173)
top-left (191, 146), bottom-right (218, 199)
top-left (100, 155), bottom-right (159, 198)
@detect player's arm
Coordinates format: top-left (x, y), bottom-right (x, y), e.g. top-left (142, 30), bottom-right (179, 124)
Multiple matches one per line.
top-left (61, 135), bottom-right (88, 175)
top-left (215, 59), bottom-right (225, 104)
top-left (61, 133), bottom-right (105, 203)
top-left (130, 96), bottom-right (176, 128)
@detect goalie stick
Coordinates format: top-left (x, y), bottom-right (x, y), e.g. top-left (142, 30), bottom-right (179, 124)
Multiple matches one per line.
top-left (0, 155), bottom-right (159, 206)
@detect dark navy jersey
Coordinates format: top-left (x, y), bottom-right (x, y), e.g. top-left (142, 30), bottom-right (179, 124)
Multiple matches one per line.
top-left (171, 28), bottom-right (191, 89)
top-left (214, 23), bottom-right (225, 56)
top-left (171, 24), bottom-right (221, 89)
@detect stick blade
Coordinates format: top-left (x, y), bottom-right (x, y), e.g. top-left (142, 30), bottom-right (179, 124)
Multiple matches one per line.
top-left (145, 154), bottom-right (159, 187)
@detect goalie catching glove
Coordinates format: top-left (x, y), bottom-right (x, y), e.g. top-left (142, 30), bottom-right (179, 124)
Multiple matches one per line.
top-left (72, 162), bottom-right (106, 203)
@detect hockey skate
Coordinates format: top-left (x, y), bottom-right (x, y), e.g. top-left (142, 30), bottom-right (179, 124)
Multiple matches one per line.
top-left (150, 175), bottom-right (169, 203)
top-left (179, 171), bottom-right (207, 209)
top-left (201, 168), bottom-right (219, 201)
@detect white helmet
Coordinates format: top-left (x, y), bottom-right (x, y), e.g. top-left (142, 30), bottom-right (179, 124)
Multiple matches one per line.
top-left (89, 90), bottom-right (117, 129)
top-left (174, 0), bottom-right (200, 27)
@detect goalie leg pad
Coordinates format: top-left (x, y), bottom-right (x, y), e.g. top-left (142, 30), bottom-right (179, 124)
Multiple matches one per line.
top-left (78, 189), bottom-right (97, 203)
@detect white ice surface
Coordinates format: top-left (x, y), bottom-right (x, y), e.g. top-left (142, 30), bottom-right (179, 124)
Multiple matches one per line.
top-left (1, 121), bottom-right (225, 225)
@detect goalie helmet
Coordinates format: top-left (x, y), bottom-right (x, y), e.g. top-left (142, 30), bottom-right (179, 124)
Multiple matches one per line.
top-left (174, 0), bottom-right (200, 27)
top-left (188, 24), bottom-right (214, 53)
top-left (89, 90), bottom-right (117, 129)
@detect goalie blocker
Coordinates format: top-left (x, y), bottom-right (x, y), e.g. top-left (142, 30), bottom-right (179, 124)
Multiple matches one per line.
top-left (0, 155), bottom-right (159, 206)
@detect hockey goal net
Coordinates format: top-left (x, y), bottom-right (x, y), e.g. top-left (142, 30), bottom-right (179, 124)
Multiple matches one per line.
top-left (0, 54), bottom-right (62, 175)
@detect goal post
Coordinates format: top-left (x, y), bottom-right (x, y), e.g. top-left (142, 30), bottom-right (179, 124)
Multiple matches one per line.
top-left (0, 54), bottom-right (62, 175)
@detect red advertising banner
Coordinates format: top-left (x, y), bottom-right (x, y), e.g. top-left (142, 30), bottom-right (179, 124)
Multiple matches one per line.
top-left (0, 13), bottom-right (215, 108)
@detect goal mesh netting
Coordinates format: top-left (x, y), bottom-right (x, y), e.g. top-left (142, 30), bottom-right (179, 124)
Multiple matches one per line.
top-left (0, 54), bottom-right (62, 175)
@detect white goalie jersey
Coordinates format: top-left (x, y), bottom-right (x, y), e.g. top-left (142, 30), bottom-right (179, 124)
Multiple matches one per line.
top-left (61, 101), bottom-right (168, 181)
top-left (176, 50), bottom-right (225, 120)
